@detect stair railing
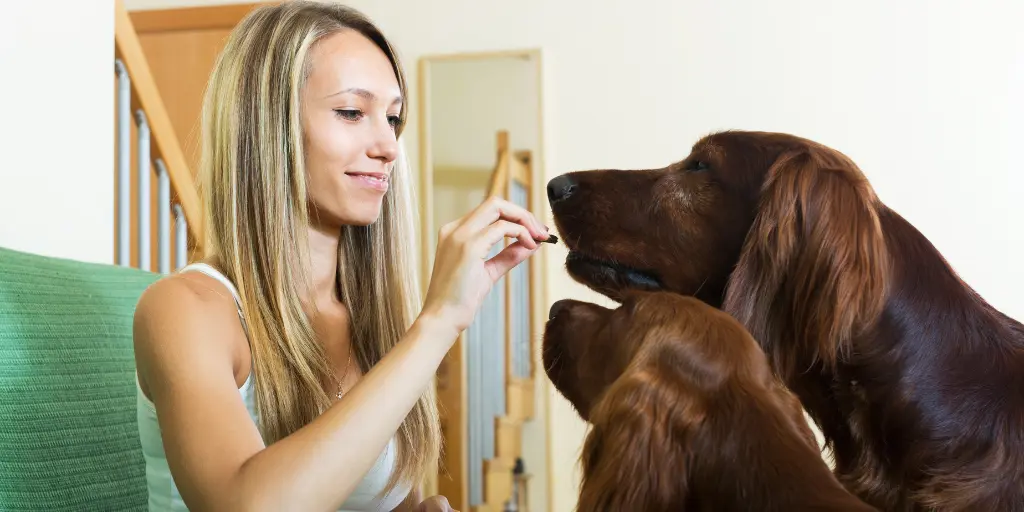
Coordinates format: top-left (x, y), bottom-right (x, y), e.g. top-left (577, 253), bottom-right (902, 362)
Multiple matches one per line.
top-left (113, 0), bottom-right (203, 272)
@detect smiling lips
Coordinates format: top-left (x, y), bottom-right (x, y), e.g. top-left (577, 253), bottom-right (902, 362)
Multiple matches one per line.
top-left (346, 171), bottom-right (389, 192)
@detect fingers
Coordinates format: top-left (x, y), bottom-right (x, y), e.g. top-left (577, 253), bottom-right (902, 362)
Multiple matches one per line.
top-left (477, 220), bottom-right (538, 256)
top-left (485, 241), bottom-right (536, 281)
top-left (438, 219), bottom-right (458, 241)
top-left (434, 197), bottom-right (549, 286)
top-left (439, 197), bottom-right (550, 255)
top-left (461, 195), bottom-right (547, 241)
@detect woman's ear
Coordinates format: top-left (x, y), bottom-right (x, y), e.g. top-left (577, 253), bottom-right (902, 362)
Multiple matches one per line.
top-left (723, 150), bottom-right (889, 375)
top-left (576, 363), bottom-right (700, 512)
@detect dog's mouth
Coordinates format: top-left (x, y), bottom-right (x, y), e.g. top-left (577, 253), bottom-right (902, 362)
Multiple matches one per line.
top-left (542, 301), bottom-right (572, 398)
top-left (542, 298), bottom-right (601, 421)
top-left (565, 251), bottom-right (662, 298)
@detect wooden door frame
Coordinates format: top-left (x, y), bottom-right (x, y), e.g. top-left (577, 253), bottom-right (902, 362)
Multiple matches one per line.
top-left (128, 2), bottom-right (276, 33)
top-left (418, 48), bottom-right (549, 512)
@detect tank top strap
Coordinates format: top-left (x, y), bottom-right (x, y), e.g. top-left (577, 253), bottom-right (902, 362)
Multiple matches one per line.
top-left (179, 262), bottom-right (252, 344)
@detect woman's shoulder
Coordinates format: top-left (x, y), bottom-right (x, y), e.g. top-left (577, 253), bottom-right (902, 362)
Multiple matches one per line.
top-left (133, 264), bottom-right (250, 392)
top-left (136, 265), bottom-right (241, 329)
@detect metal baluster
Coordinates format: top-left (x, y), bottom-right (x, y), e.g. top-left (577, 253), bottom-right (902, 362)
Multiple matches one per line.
top-left (481, 264), bottom-right (492, 501)
top-left (482, 281), bottom-right (494, 463)
top-left (467, 312), bottom-right (482, 506)
top-left (511, 263), bottom-right (521, 379)
top-left (519, 263), bottom-right (526, 377)
top-left (135, 110), bottom-right (151, 271)
top-left (511, 182), bottom-right (531, 378)
top-left (174, 204), bottom-right (187, 270)
top-left (156, 159), bottom-right (171, 274)
top-left (514, 260), bottom-right (528, 378)
top-left (522, 259), bottom-right (531, 377)
top-left (114, 60), bottom-right (131, 266)
top-left (494, 267), bottom-right (506, 418)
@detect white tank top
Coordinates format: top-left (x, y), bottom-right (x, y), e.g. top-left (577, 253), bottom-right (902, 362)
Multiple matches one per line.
top-left (135, 263), bottom-right (410, 511)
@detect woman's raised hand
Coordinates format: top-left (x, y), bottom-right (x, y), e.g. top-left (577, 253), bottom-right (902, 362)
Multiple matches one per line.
top-left (414, 495), bottom-right (458, 512)
top-left (420, 196), bottom-right (549, 335)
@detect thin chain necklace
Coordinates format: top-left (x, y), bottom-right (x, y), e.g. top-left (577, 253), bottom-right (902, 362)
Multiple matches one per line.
top-left (334, 349), bottom-right (353, 400)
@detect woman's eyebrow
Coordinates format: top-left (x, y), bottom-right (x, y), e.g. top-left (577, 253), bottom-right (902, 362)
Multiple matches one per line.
top-left (325, 87), bottom-right (402, 105)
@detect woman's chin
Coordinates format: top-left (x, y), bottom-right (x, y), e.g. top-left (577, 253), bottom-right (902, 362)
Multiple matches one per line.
top-left (339, 204), bottom-right (385, 227)
top-left (308, 199), bottom-right (385, 229)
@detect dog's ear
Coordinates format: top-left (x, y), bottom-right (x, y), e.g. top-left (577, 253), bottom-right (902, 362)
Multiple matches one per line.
top-left (576, 361), bottom-right (699, 512)
top-left (723, 150), bottom-right (888, 374)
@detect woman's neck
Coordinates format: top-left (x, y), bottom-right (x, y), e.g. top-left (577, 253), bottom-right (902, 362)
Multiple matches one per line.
top-left (306, 223), bottom-right (342, 307)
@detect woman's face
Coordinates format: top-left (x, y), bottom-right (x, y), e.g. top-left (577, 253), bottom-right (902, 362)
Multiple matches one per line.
top-left (301, 29), bottom-right (402, 228)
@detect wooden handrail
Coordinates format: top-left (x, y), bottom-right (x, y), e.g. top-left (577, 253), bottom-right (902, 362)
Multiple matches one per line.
top-left (485, 131), bottom-right (511, 197)
top-left (113, 0), bottom-right (204, 250)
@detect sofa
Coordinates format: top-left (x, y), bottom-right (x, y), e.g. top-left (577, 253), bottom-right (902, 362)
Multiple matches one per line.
top-left (0, 245), bottom-right (159, 510)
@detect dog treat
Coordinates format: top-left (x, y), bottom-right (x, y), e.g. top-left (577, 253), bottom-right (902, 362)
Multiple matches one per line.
top-left (541, 234), bottom-right (559, 244)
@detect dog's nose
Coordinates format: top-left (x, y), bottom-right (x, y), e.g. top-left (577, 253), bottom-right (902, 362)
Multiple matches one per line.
top-left (547, 175), bottom-right (577, 204)
top-left (548, 299), bottom-right (573, 320)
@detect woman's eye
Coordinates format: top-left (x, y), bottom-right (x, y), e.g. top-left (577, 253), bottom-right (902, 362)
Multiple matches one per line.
top-left (334, 109), bottom-right (363, 121)
top-left (335, 109), bottom-right (400, 131)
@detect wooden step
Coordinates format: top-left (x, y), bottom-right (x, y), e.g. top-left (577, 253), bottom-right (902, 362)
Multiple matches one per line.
top-left (505, 377), bottom-right (535, 421)
top-left (483, 457), bottom-right (515, 508)
top-left (494, 416), bottom-right (522, 464)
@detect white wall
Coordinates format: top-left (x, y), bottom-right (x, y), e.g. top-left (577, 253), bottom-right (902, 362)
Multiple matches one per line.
top-left (429, 56), bottom-right (541, 170)
top-left (0, 1), bottom-right (114, 264)
top-left (330, 0), bottom-right (1024, 510)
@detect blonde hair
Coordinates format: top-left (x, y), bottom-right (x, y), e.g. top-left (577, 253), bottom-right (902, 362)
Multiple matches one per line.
top-left (197, 0), bottom-right (438, 494)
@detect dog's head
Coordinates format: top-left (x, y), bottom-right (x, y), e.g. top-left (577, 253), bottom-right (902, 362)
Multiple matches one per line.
top-left (542, 291), bottom-right (766, 421)
top-left (548, 130), bottom-right (889, 370)
top-left (543, 291), bottom-right (825, 511)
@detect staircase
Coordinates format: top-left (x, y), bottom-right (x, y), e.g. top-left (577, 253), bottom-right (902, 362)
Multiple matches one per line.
top-left (112, 0), bottom-right (203, 272)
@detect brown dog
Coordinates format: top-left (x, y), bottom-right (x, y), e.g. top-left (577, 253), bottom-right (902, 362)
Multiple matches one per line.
top-left (546, 131), bottom-right (1024, 511)
top-left (543, 291), bottom-right (877, 511)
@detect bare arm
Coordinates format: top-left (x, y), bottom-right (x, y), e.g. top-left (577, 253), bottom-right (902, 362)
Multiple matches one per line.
top-left (134, 196), bottom-right (546, 511)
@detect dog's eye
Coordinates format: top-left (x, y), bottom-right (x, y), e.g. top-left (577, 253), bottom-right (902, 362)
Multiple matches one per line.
top-left (687, 160), bottom-right (710, 172)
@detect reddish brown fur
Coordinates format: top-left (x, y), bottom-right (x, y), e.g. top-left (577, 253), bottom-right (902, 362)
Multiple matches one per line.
top-left (546, 130), bottom-right (1024, 511)
top-left (543, 292), bottom-right (877, 511)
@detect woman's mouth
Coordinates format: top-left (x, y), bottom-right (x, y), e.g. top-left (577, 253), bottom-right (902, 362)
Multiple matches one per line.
top-left (346, 172), bottom-right (389, 192)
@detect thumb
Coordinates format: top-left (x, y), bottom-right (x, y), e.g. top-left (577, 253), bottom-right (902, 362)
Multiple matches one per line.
top-left (435, 495), bottom-right (454, 511)
top-left (485, 241), bottom-right (537, 282)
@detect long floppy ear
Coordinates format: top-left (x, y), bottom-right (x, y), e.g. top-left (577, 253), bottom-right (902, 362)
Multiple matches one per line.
top-left (723, 150), bottom-right (888, 374)
top-left (576, 361), bottom-right (701, 512)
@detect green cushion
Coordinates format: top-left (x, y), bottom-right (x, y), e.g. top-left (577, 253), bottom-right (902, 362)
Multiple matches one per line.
top-left (0, 246), bottom-right (159, 511)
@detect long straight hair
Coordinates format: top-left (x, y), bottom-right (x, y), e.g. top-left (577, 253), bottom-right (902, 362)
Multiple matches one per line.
top-left (197, 0), bottom-right (438, 494)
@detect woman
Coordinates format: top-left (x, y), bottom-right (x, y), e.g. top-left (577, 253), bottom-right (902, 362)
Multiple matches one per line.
top-left (132, 2), bottom-right (549, 511)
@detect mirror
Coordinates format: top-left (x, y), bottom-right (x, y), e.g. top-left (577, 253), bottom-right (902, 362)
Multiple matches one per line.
top-left (418, 50), bottom-right (546, 512)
